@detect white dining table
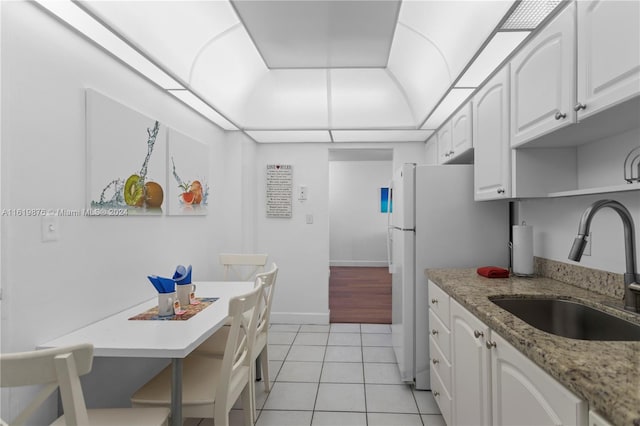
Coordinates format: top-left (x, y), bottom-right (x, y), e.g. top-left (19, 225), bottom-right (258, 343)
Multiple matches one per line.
top-left (38, 281), bottom-right (254, 426)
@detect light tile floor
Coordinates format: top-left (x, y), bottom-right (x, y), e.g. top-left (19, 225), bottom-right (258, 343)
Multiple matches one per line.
top-left (185, 323), bottom-right (445, 426)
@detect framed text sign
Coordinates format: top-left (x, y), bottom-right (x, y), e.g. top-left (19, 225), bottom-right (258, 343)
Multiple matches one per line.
top-left (266, 164), bottom-right (292, 218)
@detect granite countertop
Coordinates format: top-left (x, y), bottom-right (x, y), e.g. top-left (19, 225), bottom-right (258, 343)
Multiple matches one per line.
top-left (426, 268), bottom-right (640, 426)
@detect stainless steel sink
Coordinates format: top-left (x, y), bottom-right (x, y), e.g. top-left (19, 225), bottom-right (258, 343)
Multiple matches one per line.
top-left (490, 297), bottom-right (640, 341)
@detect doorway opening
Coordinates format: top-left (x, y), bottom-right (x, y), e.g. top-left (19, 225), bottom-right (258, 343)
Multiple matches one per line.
top-left (328, 148), bottom-right (393, 324)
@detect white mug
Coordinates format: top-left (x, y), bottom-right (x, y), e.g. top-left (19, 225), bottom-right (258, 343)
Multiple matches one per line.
top-left (158, 292), bottom-right (177, 317)
top-left (177, 284), bottom-right (196, 307)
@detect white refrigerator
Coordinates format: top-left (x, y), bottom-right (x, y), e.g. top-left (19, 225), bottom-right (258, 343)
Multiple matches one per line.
top-left (388, 163), bottom-right (509, 389)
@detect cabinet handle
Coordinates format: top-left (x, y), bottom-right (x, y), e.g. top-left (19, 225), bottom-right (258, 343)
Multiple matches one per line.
top-left (431, 329), bottom-right (439, 336)
top-left (431, 298), bottom-right (438, 304)
top-left (433, 391), bottom-right (440, 397)
top-left (574, 103), bottom-right (587, 111)
top-left (486, 340), bottom-right (497, 349)
top-left (444, 152), bottom-right (450, 158)
top-left (554, 111), bottom-right (567, 120)
top-left (496, 188), bottom-right (505, 194)
top-left (448, 150), bottom-right (455, 156)
top-left (432, 358), bottom-right (440, 365)
top-left (473, 330), bottom-right (484, 338)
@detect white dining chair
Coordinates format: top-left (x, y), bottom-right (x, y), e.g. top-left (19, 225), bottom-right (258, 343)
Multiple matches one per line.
top-left (130, 284), bottom-right (263, 426)
top-left (195, 263), bottom-right (278, 418)
top-left (219, 253), bottom-right (268, 281)
top-left (0, 343), bottom-right (170, 426)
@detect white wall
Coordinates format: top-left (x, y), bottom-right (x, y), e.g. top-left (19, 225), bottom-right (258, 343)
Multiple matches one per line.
top-left (516, 127), bottom-right (640, 275)
top-left (247, 142), bottom-right (424, 324)
top-left (517, 191), bottom-right (640, 275)
top-left (1, 2), bottom-right (241, 421)
top-left (329, 161), bottom-right (393, 266)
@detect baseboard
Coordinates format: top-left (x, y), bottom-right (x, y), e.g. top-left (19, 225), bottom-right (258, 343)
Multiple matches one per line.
top-left (270, 311), bottom-right (330, 325)
top-left (329, 260), bottom-right (389, 267)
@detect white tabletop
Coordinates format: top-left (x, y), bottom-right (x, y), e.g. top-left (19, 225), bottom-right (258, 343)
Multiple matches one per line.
top-left (38, 281), bottom-right (254, 359)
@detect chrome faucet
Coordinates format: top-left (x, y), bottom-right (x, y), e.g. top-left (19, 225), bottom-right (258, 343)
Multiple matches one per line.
top-left (568, 199), bottom-right (640, 313)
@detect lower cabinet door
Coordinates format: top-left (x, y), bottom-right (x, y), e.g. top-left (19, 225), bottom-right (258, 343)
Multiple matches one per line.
top-left (430, 361), bottom-right (453, 426)
top-left (490, 332), bottom-right (587, 425)
top-left (451, 299), bottom-right (491, 426)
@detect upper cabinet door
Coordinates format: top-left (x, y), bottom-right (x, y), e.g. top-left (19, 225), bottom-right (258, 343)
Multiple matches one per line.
top-left (510, 2), bottom-right (576, 148)
top-left (576, 0), bottom-right (640, 120)
top-left (437, 121), bottom-right (453, 164)
top-left (450, 101), bottom-right (473, 159)
top-left (474, 66), bottom-right (511, 201)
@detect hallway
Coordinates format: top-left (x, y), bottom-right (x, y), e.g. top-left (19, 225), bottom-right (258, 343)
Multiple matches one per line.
top-left (329, 267), bottom-right (392, 324)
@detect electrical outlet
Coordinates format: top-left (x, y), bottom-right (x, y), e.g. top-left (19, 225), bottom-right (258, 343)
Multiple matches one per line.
top-left (583, 232), bottom-right (592, 256)
top-left (306, 214), bottom-right (314, 224)
top-left (41, 215), bottom-right (60, 242)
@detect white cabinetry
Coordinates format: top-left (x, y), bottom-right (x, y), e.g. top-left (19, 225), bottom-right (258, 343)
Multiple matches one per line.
top-left (490, 332), bottom-right (587, 425)
top-left (510, 2), bottom-right (575, 147)
top-left (427, 280), bottom-right (452, 425)
top-left (474, 66), bottom-right (511, 201)
top-left (435, 283), bottom-right (589, 426)
top-left (425, 136), bottom-right (438, 165)
top-left (437, 122), bottom-right (453, 165)
top-left (450, 299), bottom-right (491, 426)
top-left (436, 101), bottom-right (473, 165)
top-left (576, 0), bottom-right (640, 121)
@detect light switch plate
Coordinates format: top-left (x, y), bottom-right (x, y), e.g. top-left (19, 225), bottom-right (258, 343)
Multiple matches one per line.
top-left (306, 214), bottom-right (313, 224)
top-left (41, 215), bottom-right (60, 242)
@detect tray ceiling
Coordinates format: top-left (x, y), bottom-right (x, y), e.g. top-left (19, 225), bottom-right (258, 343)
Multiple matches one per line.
top-left (39, 0), bottom-right (559, 142)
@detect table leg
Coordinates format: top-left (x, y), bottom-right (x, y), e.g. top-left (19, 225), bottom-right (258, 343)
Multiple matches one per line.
top-left (171, 358), bottom-right (183, 426)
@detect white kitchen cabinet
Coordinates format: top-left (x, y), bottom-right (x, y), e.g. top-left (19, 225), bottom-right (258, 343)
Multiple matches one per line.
top-left (428, 280), bottom-right (453, 426)
top-left (449, 101), bottom-right (473, 163)
top-left (474, 66), bottom-right (511, 201)
top-left (451, 299), bottom-right (491, 426)
top-left (425, 136), bottom-right (438, 165)
top-left (576, 0), bottom-right (640, 121)
top-left (441, 287), bottom-right (589, 426)
top-left (436, 102), bottom-right (474, 165)
top-left (588, 409), bottom-right (613, 426)
top-left (437, 121), bottom-right (453, 164)
top-left (510, 2), bottom-right (575, 148)
top-left (490, 331), bottom-right (588, 425)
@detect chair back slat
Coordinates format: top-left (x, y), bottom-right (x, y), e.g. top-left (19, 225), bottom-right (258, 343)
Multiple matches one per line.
top-left (219, 253), bottom-right (268, 281)
top-left (217, 285), bottom-right (262, 406)
top-left (0, 344), bottom-right (93, 426)
top-left (255, 263), bottom-right (278, 336)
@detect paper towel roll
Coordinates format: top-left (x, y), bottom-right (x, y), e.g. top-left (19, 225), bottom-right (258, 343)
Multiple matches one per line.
top-left (512, 224), bottom-right (534, 276)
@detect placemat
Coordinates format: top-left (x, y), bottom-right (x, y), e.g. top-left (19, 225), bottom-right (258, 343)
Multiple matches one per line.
top-left (128, 297), bottom-right (219, 321)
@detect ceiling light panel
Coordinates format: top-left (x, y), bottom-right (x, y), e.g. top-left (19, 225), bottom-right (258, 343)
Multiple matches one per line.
top-left (398, 1), bottom-right (515, 80)
top-left (387, 24), bottom-right (452, 122)
top-left (168, 90), bottom-right (237, 131)
top-left (330, 69), bottom-right (415, 129)
top-left (232, 0), bottom-right (401, 68)
top-left (240, 69), bottom-right (329, 129)
top-left (247, 130), bottom-right (332, 143)
top-left (332, 130), bottom-right (434, 143)
top-left (35, 0), bottom-right (182, 90)
top-left (421, 89), bottom-right (474, 130)
top-left (455, 31), bottom-right (529, 87)
top-left (501, 0), bottom-right (563, 30)
top-left (79, 1), bottom-right (239, 82)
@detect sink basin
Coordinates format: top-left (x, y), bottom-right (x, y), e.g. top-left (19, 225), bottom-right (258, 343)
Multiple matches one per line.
top-left (490, 297), bottom-right (640, 341)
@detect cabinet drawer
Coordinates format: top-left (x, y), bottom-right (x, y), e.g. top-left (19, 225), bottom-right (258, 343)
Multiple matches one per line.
top-left (428, 280), bottom-right (450, 327)
top-left (429, 308), bottom-right (451, 360)
top-left (429, 335), bottom-right (452, 393)
top-left (430, 362), bottom-right (453, 426)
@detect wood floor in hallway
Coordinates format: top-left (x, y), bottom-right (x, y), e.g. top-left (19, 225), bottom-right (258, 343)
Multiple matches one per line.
top-left (329, 266), bottom-right (392, 324)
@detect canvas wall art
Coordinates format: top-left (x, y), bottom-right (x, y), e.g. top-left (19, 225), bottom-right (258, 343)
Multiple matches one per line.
top-left (86, 89), bottom-right (167, 216)
top-left (166, 128), bottom-right (210, 216)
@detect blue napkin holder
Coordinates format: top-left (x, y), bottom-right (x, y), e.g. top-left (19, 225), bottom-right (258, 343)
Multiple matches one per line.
top-left (147, 275), bottom-right (176, 293)
top-left (173, 264), bottom-right (192, 285)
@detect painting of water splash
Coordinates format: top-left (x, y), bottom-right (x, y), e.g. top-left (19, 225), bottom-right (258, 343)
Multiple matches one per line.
top-left (166, 128), bottom-right (210, 216)
top-left (86, 89), bottom-right (167, 216)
